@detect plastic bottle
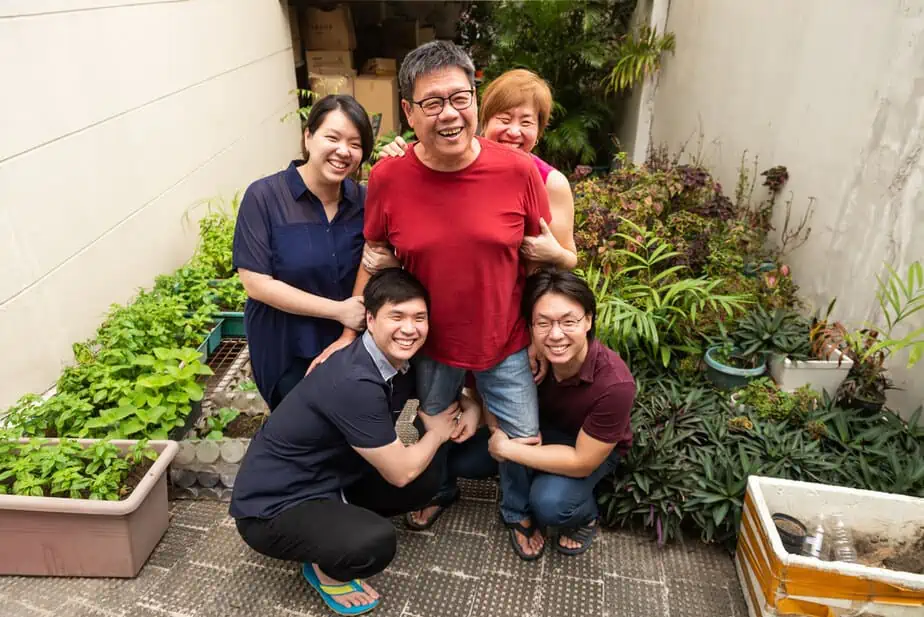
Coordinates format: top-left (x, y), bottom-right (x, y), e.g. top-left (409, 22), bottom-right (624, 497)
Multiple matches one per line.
top-left (802, 515), bottom-right (827, 559)
top-left (829, 514), bottom-right (857, 563)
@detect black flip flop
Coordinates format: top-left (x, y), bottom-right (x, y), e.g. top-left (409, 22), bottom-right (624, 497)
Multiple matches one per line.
top-left (504, 519), bottom-right (545, 561)
top-left (404, 488), bottom-right (460, 531)
top-left (555, 521), bottom-right (599, 556)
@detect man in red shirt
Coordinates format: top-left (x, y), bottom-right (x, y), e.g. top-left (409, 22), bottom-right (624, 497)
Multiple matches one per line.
top-left (318, 41), bottom-right (552, 560)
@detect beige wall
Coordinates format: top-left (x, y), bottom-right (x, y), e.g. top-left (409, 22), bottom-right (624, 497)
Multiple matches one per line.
top-left (0, 0), bottom-right (301, 408)
top-left (650, 0), bottom-right (924, 417)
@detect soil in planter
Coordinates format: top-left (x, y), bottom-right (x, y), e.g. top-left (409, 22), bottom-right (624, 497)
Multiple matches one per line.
top-left (221, 414), bottom-right (266, 439)
top-left (855, 527), bottom-right (924, 574)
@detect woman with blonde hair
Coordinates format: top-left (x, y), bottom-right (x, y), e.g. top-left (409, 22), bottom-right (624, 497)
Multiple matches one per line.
top-left (367, 68), bottom-right (577, 271)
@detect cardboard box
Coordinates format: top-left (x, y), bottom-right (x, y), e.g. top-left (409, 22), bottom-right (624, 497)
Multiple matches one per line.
top-left (300, 5), bottom-right (356, 50)
top-left (309, 73), bottom-right (355, 98)
top-left (354, 76), bottom-right (400, 136)
top-left (305, 50), bottom-right (354, 75)
top-left (361, 57), bottom-right (397, 76)
top-left (418, 26), bottom-right (436, 44)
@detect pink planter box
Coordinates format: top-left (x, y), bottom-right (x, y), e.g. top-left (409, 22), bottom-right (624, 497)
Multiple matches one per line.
top-left (0, 439), bottom-right (178, 578)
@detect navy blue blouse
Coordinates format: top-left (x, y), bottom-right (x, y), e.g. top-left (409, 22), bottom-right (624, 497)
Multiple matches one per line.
top-left (232, 161), bottom-right (366, 403)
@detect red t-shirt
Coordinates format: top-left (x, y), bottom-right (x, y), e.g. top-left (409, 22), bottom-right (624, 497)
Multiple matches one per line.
top-left (538, 339), bottom-right (636, 453)
top-left (364, 137), bottom-right (551, 370)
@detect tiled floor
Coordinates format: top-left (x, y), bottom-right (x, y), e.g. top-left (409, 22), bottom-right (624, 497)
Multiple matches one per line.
top-left (0, 482), bottom-right (747, 617)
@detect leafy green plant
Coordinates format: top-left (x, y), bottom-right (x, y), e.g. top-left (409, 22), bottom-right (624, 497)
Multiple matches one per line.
top-left (201, 407), bottom-right (241, 440)
top-left (583, 219), bottom-right (752, 366)
top-left (476, 0), bottom-right (633, 167)
top-left (0, 438), bottom-right (157, 500)
top-left (731, 306), bottom-right (812, 361)
top-left (734, 378), bottom-right (819, 421)
top-left (606, 26), bottom-right (676, 92)
top-left (281, 88), bottom-right (316, 125)
top-left (236, 380), bottom-right (258, 392)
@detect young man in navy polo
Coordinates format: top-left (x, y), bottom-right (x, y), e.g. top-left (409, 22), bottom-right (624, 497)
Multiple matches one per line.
top-left (230, 268), bottom-right (472, 615)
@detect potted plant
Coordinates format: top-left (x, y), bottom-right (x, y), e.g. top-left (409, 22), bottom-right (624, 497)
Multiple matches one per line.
top-left (704, 337), bottom-right (767, 391)
top-left (0, 436), bottom-right (178, 577)
top-left (760, 300), bottom-right (855, 395)
top-left (813, 262), bottom-right (924, 411)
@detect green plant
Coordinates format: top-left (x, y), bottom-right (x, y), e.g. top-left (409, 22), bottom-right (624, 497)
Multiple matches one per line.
top-left (815, 262), bottom-right (924, 404)
top-left (606, 26), bottom-right (676, 92)
top-left (735, 378), bottom-right (819, 421)
top-left (731, 306), bottom-right (812, 361)
top-left (0, 438), bottom-right (157, 500)
top-left (583, 219), bottom-right (752, 366)
top-left (236, 380), bottom-right (258, 392)
top-left (281, 88), bottom-right (316, 125)
top-left (201, 407), bottom-right (240, 440)
top-left (477, 0), bottom-right (634, 168)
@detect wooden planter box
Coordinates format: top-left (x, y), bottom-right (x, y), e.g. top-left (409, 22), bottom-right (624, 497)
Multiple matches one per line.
top-left (737, 476), bottom-right (924, 617)
top-left (768, 348), bottom-right (854, 395)
top-left (0, 439), bottom-right (178, 578)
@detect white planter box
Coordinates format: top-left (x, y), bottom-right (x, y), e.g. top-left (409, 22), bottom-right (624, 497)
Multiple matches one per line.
top-left (736, 476), bottom-right (924, 617)
top-left (768, 348), bottom-right (853, 395)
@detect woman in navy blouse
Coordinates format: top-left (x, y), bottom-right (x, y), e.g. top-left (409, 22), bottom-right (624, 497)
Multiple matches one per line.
top-left (233, 95), bottom-right (375, 409)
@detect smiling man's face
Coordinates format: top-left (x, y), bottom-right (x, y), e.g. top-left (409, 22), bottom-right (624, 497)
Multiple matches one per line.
top-left (401, 67), bottom-right (478, 166)
top-left (367, 298), bottom-right (429, 368)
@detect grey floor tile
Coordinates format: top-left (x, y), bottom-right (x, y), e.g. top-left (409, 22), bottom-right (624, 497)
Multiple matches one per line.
top-left (188, 522), bottom-right (249, 568)
top-left (426, 530), bottom-right (489, 577)
top-left (172, 500), bottom-right (228, 530)
top-left (469, 572), bottom-right (540, 617)
top-left (364, 570), bottom-right (415, 617)
top-left (131, 604), bottom-right (197, 617)
top-left (147, 522), bottom-right (208, 568)
top-left (437, 498), bottom-right (498, 535)
top-left (1, 598), bottom-right (54, 617)
top-left (728, 580), bottom-right (750, 617)
top-left (603, 576), bottom-right (665, 617)
top-left (457, 477), bottom-right (498, 502)
top-left (201, 560), bottom-right (299, 616)
top-left (544, 534), bottom-right (606, 581)
top-left (0, 576), bottom-right (106, 611)
top-left (387, 529), bottom-right (435, 576)
top-left (481, 525), bottom-right (544, 579)
top-left (666, 579), bottom-right (735, 617)
top-left (85, 566), bottom-right (168, 614)
top-left (538, 576), bottom-right (604, 617)
top-left (598, 530), bottom-right (663, 582)
top-left (660, 536), bottom-right (737, 583)
top-left (405, 570), bottom-right (478, 617)
top-left (140, 561), bottom-right (230, 614)
top-left (58, 601), bottom-right (124, 617)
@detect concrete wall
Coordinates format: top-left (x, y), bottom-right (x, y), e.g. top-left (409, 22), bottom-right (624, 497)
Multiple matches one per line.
top-left (0, 0), bottom-right (302, 408)
top-left (650, 0), bottom-right (924, 417)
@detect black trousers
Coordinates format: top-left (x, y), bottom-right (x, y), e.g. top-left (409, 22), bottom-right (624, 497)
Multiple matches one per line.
top-left (236, 458), bottom-right (442, 581)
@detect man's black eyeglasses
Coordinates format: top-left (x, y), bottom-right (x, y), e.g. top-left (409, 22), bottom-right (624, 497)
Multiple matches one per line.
top-left (410, 89), bottom-right (475, 116)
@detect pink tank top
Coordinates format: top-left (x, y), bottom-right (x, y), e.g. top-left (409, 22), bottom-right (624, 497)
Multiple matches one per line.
top-left (531, 154), bottom-right (556, 183)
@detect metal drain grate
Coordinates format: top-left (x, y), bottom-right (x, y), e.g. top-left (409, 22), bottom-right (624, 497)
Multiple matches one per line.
top-left (204, 337), bottom-right (247, 396)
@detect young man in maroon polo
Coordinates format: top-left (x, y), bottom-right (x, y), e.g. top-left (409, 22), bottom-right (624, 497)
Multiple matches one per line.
top-left (310, 41), bottom-right (553, 560)
top-left (419, 268), bottom-right (635, 556)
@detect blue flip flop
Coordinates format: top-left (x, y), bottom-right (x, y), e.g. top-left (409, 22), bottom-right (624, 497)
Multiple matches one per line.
top-left (301, 563), bottom-right (380, 615)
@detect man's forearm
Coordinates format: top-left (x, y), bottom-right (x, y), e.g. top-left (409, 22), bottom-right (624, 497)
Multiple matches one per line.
top-left (502, 442), bottom-right (591, 478)
top-left (395, 431), bottom-right (445, 486)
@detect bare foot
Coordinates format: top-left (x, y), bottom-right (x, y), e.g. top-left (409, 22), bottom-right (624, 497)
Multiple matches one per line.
top-left (313, 564), bottom-right (379, 609)
top-left (513, 518), bottom-right (544, 557)
top-left (409, 504), bottom-right (441, 527)
top-left (558, 521), bottom-right (597, 551)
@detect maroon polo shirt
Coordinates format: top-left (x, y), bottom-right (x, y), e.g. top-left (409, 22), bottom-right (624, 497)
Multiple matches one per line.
top-left (538, 339), bottom-right (636, 454)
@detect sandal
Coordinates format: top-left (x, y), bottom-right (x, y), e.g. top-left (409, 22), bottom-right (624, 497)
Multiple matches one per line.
top-left (555, 520), bottom-right (599, 556)
top-left (504, 518), bottom-right (545, 561)
top-left (404, 487), bottom-right (460, 531)
top-left (302, 563), bottom-right (379, 616)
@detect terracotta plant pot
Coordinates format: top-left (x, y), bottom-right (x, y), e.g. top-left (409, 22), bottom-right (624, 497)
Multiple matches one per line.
top-left (0, 439), bottom-right (178, 578)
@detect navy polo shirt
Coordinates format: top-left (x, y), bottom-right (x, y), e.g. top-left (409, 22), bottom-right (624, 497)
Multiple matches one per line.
top-left (229, 332), bottom-right (415, 520)
top-left (232, 161), bottom-right (366, 402)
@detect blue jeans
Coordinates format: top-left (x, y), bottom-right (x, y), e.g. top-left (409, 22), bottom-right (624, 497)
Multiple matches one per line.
top-left (414, 349), bottom-right (538, 523)
top-left (428, 426), bottom-right (621, 529)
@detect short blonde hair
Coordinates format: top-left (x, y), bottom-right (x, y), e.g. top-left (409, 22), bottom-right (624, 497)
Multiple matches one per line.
top-left (479, 69), bottom-right (553, 138)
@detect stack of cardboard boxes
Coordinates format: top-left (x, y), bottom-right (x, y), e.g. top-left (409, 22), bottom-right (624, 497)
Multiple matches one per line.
top-left (300, 4), bottom-right (401, 138)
